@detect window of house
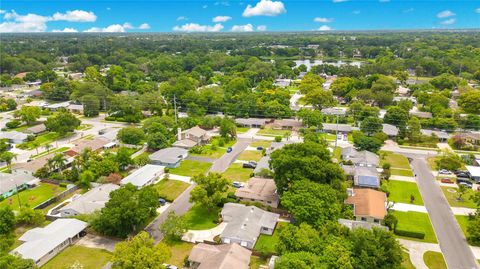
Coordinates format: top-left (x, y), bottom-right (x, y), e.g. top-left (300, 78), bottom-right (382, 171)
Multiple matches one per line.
top-left (361, 217), bottom-right (367, 221)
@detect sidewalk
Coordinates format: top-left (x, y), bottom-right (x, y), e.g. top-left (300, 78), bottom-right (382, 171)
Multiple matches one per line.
top-left (391, 202), bottom-right (475, 216)
top-left (167, 174), bottom-right (192, 184)
top-left (390, 175), bottom-right (416, 183)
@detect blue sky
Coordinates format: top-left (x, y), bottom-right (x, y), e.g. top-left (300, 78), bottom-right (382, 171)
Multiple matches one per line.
top-left (0, 0), bottom-right (479, 32)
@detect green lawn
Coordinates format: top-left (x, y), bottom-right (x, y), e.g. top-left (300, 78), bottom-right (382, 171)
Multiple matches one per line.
top-left (17, 132), bottom-right (68, 150)
top-left (169, 160), bottom-right (212, 177)
top-left (222, 163), bottom-right (253, 182)
top-left (0, 183), bottom-right (66, 210)
top-left (153, 179), bottom-right (190, 202)
top-left (237, 150), bottom-right (263, 162)
top-left (190, 145), bottom-right (226, 159)
top-left (332, 147), bottom-right (342, 161)
top-left (250, 256), bottom-right (268, 269)
top-left (31, 146), bottom-right (70, 159)
top-left (455, 215), bottom-right (469, 238)
top-left (402, 251), bottom-right (415, 269)
top-left (380, 151), bottom-right (411, 169)
top-left (42, 245), bottom-right (112, 269)
top-left (254, 222), bottom-right (288, 255)
top-left (391, 168), bottom-right (414, 177)
top-left (382, 180), bottom-right (424, 205)
top-left (423, 251), bottom-right (447, 269)
top-left (257, 128), bottom-right (291, 137)
top-left (164, 239), bottom-right (194, 268)
top-left (392, 211), bottom-right (437, 243)
top-left (250, 141), bottom-right (271, 148)
top-left (319, 133), bottom-right (337, 141)
top-left (237, 127), bottom-right (250, 134)
top-left (427, 157), bottom-right (440, 170)
top-left (184, 204), bottom-right (220, 230)
top-left (441, 187), bottom-right (477, 208)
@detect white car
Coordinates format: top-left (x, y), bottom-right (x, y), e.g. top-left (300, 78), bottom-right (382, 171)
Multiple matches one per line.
top-left (439, 169), bottom-right (452, 175)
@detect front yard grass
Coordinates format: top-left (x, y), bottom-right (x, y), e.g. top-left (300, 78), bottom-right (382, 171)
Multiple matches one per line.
top-left (237, 150), bottom-right (263, 162)
top-left (423, 251), bottom-right (447, 269)
top-left (402, 251), bottom-right (415, 269)
top-left (455, 215), bottom-right (469, 238)
top-left (441, 187), bottom-right (477, 208)
top-left (190, 145), bottom-right (226, 159)
top-left (391, 168), bottom-right (414, 177)
top-left (382, 180), bottom-right (424, 205)
top-left (0, 183), bottom-right (66, 210)
top-left (237, 127), bottom-right (250, 134)
top-left (250, 140), bottom-right (271, 148)
top-left (169, 160), bottom-right (212, 177)
top-left (392, 211), bottom-right (437, 243)
top-left (254, 222), bottom-right (288, 255)
top-left (164, 239), bottom-right (194, 268)
top-left (153, 179), bottom-right (190, 202)
top-left (222, 163), bottom-right (253, 182)
top-left (42, 245), bottom-right (112, 269)
top-left (17, 132), bottom-right (70, 150)
top-left (380, 151), bottom-right (411, 169)
top-left (257, 128), bottom-right (290, 137)
top-left (184, 204), bottom-right (220, 230)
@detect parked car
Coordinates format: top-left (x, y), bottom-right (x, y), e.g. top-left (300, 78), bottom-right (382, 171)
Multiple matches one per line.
top-left (458, 182), bottom-right (473, 188)
top-left (159, 198), bottom-right (166, 206)
top-left (163, 264), bottom-right (178, 269)
top-left (232, 181), bottom-right (244, 188)
top-left (441, 178), bottom-right (454, 184)
top-left (439, 169), bottom-right (452, 175)
top-left (226, 147), bottom-right (232, 153)
top-left (256, 146), bottom-right (264, 150)
top-left (242, 161), bottom-right (257, 169)
top-left (456, 172), bottom-right (470, 178)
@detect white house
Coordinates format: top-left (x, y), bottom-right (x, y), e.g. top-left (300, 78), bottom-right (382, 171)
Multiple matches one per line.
top-left (120, 164), bottom-right (165, 188)
top-left (12, 219), bottom-right (87, 266)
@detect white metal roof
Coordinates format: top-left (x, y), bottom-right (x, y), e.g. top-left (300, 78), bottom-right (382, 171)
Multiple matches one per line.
top-left (120, 164), bottom-right (164, 187)
top-left (465, 166), bottom-right (480, 177)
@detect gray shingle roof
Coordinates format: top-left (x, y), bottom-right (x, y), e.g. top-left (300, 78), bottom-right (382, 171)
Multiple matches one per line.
top-left (149, 147), bottom-right (188, 164)
top-left (58, 184), bottom-right (119, 215)
top-left (382, 124), bottom-right (399, 136)
top-left (0, 172), bottom-right (37, 194)
top-left (188, 243), bottom-right (251, 269)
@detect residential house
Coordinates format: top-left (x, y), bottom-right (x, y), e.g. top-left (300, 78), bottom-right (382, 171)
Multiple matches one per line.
top-left (270, 119), bottom-right (302, 130)
top-left (420, 129), bottom-right (450, 142)
top-left (341, 146), bottom-right (379, 167)
top-left (24, 124), bottom-right (47, 135)
top-left (396, 86), bottom-right (410, 96)
top-left (220, 203), bottom-right (279, 249)
top-left (321, 107), bottom-right (347, 116)
top-left (353, 166), bottom-right (380, 189)
top-left (65, 137), bottom-right (111, 156)
top-left (188, 243), bottom-right (251, 269)
top-left (273, 79), bottom-right (292, 88)
top-left (235, 178), bottom-right (279, 208)
top-left (11, 219), bottom-right (87, 266)
top-left (338, 219), bottom-right (388, 231)
top-left (409, 111), bottom-right (433, 119)
top-left (465, 166), bottom-right (480, 183)
top-left (235, 118), bottom-right (271, 128)
top-left (0, 172), bottom-right (38, 199)
top-left (321, 123), bottom-right (358, 134)
top-left (45, 101), bottom-right (70, 111)
top-left (382, 124), bottom-right (399, 138)
top-left (12, 153), bottom-right (74, 176)
top-left (120, 164), bottom-right (165, 188)
top-left (149, 147), bottom-right (188, 168)
top-left (0, 131), bottom-right (28, 144)
top-left (67, 104), bottom-right (84, 114)
top-left (173, 126), bottom-right (209, 149)
top-left (345, 188), bottom-right (387, 224)
top-left (453, 133), bottom-right (480, 145)
top-left (53, 184), bottom-right (119, 217)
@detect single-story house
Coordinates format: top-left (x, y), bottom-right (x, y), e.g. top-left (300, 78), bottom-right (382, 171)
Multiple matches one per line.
top-left (0, 172), bottom-right (38, 199)
top-left (173, 126), bottom-right (209, 149)
top-left (453, 133), bottom-right (480, 145)
top-left (393, 96), bottom-right (416, 105)
top-left (271, 119), bottom-right (302, 130)
top-left (395, 86), bottom-right (410, 96)
top-left (188, 243), bottom-right (251, 269)
top-left (409, 111), bottom-right (433, 119)
top-left (353, 166), bottom-right (380, 189)
top-left (54, 184), bottom-right (119, 217)
top-left (235, 118), bottom-right (272, 128)
top-left (0, 131), bottom-right (28, 144)
top-left (382, 124), bottom-right (399, 138)
top-left (345, 188), bottom-right (387, 224)
top-left (273, 79), bottom-right (292, 88)
top-left (25, 89), bottom-right (43, 98)
top-left (338, 219), bottom-right (388, 231)
top-left (12, 153), bottom-right (74, 176)
top-left (220, 203), bottom-right (279, 249)
top-left (420, 129), bottom-right (450, 142)
top-left (321, 107), bottom-right (347, 116)
top-left (24, 124), bottom-right (47, 135)
top-left (321, 123), bottom-right (358, 134)
top-left (67, 104), bottom-right (84, 114)
top-left (65, 137), bottom-right (111, 156)
top-left (235, 178), bottom-right (279, 208)
top-left (465, 166), bottom-right (480, 183)
top-left (120, 164), bottom-right (165, 188)
top-left (149, 147), bottom-right (188, 168)
top-left (45, 101), bottom-right (70, 111)
top-left (253, 156), bottom-right (270, 176)
top-left (11, 219), bottom-right (87, 266)
top-left (341, 146), bottom-right (379, 167)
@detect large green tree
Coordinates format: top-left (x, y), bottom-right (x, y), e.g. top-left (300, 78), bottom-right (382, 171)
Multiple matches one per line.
top-left (45, 111), bottom-right (81, 135)
top-left (190, 173), bottom-right (229, 212)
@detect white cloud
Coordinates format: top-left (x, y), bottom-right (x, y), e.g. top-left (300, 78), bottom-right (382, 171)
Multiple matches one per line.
top-left (122, 22), bottom-right (134, 30)
top-left (106, 7), bottom-right (111, 11)
top-left (0, 10), bottom-right (6, 14)
top-left (333, 0), bottom-right (348, 3)
top-left (202, 5), bottom-right (208, 9)
top-left (314, 17), bottom-right (333, 23)
top-left (173, 23), bottom-right (224, 32)
top-left (257, 25), bottom-right (267, 31)
top-left (51, 10), bottom-right (96, 22)
top-left (212, 16), bottom-right (232, 22)
top-left (214, 1), bottom-right (230, 6)
top-left (475, 8), bottom-right (480, 13)
top-left (0, 10), bottom-right (49, 32)
top-left (52, 27), bottom-right (78, 32)
top-left (242, 0), bottom-right (286, 17)
top-left (318, 25), bottom-right (332, 31)
top-left (84, 24), bottom-right (126, 32)
top-left (352, 10), bottom-right (361, 15)
top-left (139, 23), bottom-right (150, 29)
top-left (437, 10), bottom-right (455, 18)
top-left (177, 16), bottom-right (187, 21)
top-left (440, 18), bottom-right (456, 25)
top-left (231, 24), bottom-right (254, 32)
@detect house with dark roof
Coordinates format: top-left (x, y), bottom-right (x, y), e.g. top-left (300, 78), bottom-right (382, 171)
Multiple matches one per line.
top-left (235, 118), bottom-right (272, 128)
top-left (149, 147), bottom-right (188, 168)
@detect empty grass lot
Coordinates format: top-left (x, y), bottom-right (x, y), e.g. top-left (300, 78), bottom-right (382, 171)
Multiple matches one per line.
top-left (441, 187), bottom-right (477, 208)
top-left (42, 245), bottom-right (112, 269)
top-left (154, 179), bottom-right (190, 202)
top-left (0, 183), bottom-right (66, 210)
top-left (423, 251), bottom-right (447, 269)
top-left (250, 141), bottom-right (271, 148)
top-left (254, 222), bottom-right (288, 255)
top-left (391, 168), bottom-right (414, 177)
top-left (237, 150), bottom-right (263, 162)
top-left (164, 239), bottom-right (195, 267)
top-left (17, 132), bottom-right (69, 150)
top-left (189, 145), bottom-right (226, 159)
top-left (169, 160), bottom-right (212, 177)
top-left (222, 163), bottom-right (253, 182)
top-left (392, 211), bottom-right (437, 243)
top-left (380, 151), bottom-right (411, 169)
top-left (184, 204), bottom-right (220, 230)
top-left (382, 180), bottom-right (424, 205)
top-left (257, 128), bottom-right (290, 137)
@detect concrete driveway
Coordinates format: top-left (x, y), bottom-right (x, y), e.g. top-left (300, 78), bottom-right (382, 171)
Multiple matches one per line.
top-left (182, 222), bottom-right (227, 243)
top-left (76, 234), bottom-right (119, 252)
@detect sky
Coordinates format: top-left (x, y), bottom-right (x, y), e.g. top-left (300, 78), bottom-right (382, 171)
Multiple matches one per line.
top-left (0, 0), bottom-right (479, 33)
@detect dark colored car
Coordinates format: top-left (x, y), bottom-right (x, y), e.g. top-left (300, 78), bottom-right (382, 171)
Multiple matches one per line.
top-left (456, 173), bottom-right (470, 178)
top-left (159, 198), bottom-right (166, 206)
top-left (243, 162), bottom-right (256, 169)
top-left (227, 147), bottom-right (233, 153)
top-left (256, 146), bottom-right (264, 150)
top-left (458, 182), bottom-right (473, 188)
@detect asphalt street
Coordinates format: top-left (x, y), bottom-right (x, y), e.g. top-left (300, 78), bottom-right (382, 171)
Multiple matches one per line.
top-left (409, 156), bottom-right (479, 269)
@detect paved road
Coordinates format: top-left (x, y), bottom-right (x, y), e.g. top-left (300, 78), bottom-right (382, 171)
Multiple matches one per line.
top-left (409, 156), bottom-right (479, 269)
top-left (145, 138), bottom-right (251, 243)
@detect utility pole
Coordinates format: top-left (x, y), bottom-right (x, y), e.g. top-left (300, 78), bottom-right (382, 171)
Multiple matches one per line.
top-left (11, 179), bottom-right (22, 208)
top-left (173, 94), bottom-right (178, 124)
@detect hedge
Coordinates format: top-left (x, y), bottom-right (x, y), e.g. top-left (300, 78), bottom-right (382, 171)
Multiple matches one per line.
top-left (394, 229), bottom-right (425, 239)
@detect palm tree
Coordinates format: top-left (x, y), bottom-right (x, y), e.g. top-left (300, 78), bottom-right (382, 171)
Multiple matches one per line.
top-left (45, 143), bottom-right (52, 153)
top-left (51, 153), bottom-right (66, 175)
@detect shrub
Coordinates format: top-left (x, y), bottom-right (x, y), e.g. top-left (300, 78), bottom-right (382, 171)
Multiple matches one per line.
top-left (274, 136), bottom-right (282, 142)
top-left (394, 229), bottom-right (425, 239)
top-left (59, 182), bottom-right (67, 188)
top-left (5, 120), bottom-right (21, 129)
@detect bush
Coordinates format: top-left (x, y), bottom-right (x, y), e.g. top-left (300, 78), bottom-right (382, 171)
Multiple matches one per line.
top-left (59, 182), bottom-right (68, 188)
top-left (5, 120), bottom-right (21, 129)
top-left (274, 136), bottom-right (282, 142)
top-left (394, 229), bottom-right (425, 239)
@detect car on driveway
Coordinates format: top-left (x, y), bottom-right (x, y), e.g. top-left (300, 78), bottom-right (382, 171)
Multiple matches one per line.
top-left (232, 181), bottom-right (245, 188)
top-left (439, 169), bottom-right (452, 175)
top-left (458, 182), bottom-right (473, 188)
top-left (242, 161), bottom-right (257, 169)
top-left (226, 147), bottom-right (233, 153)
top-left (441, 178), bottom-right (454, 184)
